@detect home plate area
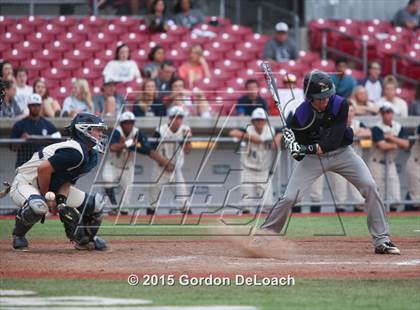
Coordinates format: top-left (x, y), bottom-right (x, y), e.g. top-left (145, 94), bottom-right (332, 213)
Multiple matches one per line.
top-left (0, 290), bottom-right (257, 310)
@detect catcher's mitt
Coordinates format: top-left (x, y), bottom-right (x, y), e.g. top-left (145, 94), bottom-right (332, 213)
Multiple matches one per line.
top-left (58, 205), bottom-right (80, 241)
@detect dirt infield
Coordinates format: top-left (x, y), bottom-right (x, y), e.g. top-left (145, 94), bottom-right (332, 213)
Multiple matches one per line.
top-left (1, 236), bottom-right (419, 280)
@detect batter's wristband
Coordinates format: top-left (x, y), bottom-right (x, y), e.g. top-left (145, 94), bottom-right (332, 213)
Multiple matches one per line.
top-left (56, 194), bottom-right (67, 205)
top-left (303, 144), bottom-right (317, 154)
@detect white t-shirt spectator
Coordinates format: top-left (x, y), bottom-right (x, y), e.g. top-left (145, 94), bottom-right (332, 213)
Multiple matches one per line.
top-left (103, 60), bottom-right (141, 83)
top-left (364, 80), bottom-right (382, 102)
top-left (62, 96), bottom-right (93, 115)
top-left (375, 97), bottom-right (408, 117)
top-left (15, 85), bottom-right (32, 114)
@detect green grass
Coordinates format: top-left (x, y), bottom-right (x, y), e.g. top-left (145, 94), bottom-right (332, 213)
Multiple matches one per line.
top-left (1, 277), bottom-right (419, 310)
top-left (0, 215), bottom-right (419, 240)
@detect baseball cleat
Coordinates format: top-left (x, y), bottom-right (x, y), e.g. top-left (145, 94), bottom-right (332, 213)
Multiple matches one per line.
top-left (375, 241), bottom-right (400, 255)
top-left (12, 235), bottom-right (28, 251)
top-left (75, 237), bottom-right (108, 251)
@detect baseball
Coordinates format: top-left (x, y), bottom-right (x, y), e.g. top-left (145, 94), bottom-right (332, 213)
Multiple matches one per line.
top-left (45, 191), bottom-right (56, 201)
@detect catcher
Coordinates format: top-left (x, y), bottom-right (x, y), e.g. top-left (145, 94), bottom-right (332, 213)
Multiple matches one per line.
top-left (9, 112), bottom-right (109, 251)
top-left (260, 70), bottom-right (400, 255)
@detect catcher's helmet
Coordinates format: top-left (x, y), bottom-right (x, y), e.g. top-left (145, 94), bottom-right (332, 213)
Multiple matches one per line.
top-left (65, 112), bottom-right (108, 153)
top-left (303, 70), bottom-right (336, 100)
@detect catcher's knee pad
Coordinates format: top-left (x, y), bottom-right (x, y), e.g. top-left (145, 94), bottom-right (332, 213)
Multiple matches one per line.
top-left (19, 195), bottom-right (48, 225)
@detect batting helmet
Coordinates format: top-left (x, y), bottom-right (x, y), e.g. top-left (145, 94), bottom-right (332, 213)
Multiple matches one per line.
top-left (303, 70), bottom-right (336, 100)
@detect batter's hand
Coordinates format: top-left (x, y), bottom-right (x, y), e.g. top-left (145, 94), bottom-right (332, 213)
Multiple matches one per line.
top-left (282, 128), bottom-right (295, 148)
top-left (289, 141), bottom-right (302, 158)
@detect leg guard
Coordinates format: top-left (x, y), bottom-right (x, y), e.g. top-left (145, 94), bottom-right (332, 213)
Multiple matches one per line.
top-left (13, 195), bottom-right (48, 237)
top-left (104, 187), bottom-right (117, 205)
top-left (74, 193), bottom-right (107, 250)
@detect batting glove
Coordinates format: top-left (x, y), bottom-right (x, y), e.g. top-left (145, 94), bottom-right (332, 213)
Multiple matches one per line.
top-left (282, 128), bottom-right (295, 148)
top-left (288, 141), bottom-right (302, 158)
top-left (124, 138), bottom-right (134, 148)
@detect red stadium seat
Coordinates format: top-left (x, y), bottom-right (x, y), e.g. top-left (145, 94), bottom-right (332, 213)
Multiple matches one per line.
top-left (203, 40), bottom-right (232, 54)
top-left (235, 41), bottom-right (262, 57)
top-left (225, 49), bottom-right (254, 62)
top-left (26, 32), bottom-right (55, 45)
top-left (214, 59), bottom-right (242, 73)
top-left (193, 77), bottom-right (222, 92)
top-left (166, 24), bottom-right (189, 38)
top-left (311, 59), bottom-right (335, 72)
top-left (44, 40), bottom-right (72, 53)
top-left (0, 16), bottom-right (14, 32)
top-left (120, 32), bottom-right (144, 49)
top-left (53, 58), bottom-right (81, 71)
top-left (42, 67), bottom-right (70, 80)
top-left (166, 48), bottom-right (188, 64)
top-left (90, 32), bottom-right (117, 45)
top-left (202, 49), bottom-right (223, 64)
top-left (111, 16), bottom-right (139, 28)
top-left (297, 50), bottom-right (320, 65)
top-left (182, 32), bottom-right (208, 45)
top-left (217, 32), bottom-right (242, 45)
top-left (128, 23), bottom-right (150, 35)
top-left (13, 40), bottom-right (42, 54)
top-left (1, 32), bottom-right (23, 45)
top-left (131, 49), bottom-right (149, 63)
top-left (151, 32), bottom-right (177, 47)
top-left (8, 23), bottom-right (32, 36)
top-left (211, 67), bottom-right (235, 82)
top-left (95, 49), bottom-right (115, 62)
top-left (84, 58), bottom-right (107, 72)
top-left (19, 16), bottom-right (46, 28)
top-left (3, 49), bottom-right (31, 62)
top-left (78, 40), bottom-right (104, 53)
top-left (80, 16), bottom-right (108, 28)
top-left (225, 77), bottom-right (246, 90)
top-left (224, 24), bottom-right (253, 38)
top-left (67, 24), bottom-right (92, 37)
top-left (64, 49), bottom-right (94, 62)
top-left (36, 23), bottom-right (65, 36)
top-left (56, 32), bottom-right (86, 45)
top-left (33, 49), bottom-right (61, 62)
top-left (365, 19), bottom-right (390, 33)
top-left (50, 16), bottom-right (78, 28)
top-left (22, 58), bottom-right (49, 71)
top-left (74, 67), bottom-right (102, 80)
top-left (100, 23), bottom-right (125, 36)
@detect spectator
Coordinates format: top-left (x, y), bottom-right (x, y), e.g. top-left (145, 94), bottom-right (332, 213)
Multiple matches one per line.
top-left (0, 60), bottom-right (14, 81)
top-left (93, 79), bottom-right (126, 116)
top-left (10, 93), bottom-right (61, 168)
top-left (164, 77), bottom-right (211, 117)
top-left (174, 0), bottom-right (204, 29)
top-left (155, 60), bottom-right (177, 98)
top-left (394, 0), bottom-right (419, 29)
top-left (236, 79), bottom-right (268, 116)
top-left (375, 76), bottom-right (408, 117)
top-left (103, 44), bottom-right (141, 83)
top-left (0, 80), bottom-right (23, 118)
top-left (409, 83), bottom-right (420, 116)
top-left (263, 22), bottom-right (297, 63)
top-left (276, 74), bottom-right (304, 119)
top-left (33, 79), bottom-right (61, 118)
top-left (146, 0), bottom-right (171, 33)
top-left (350, 85), bottom-right (378, 115)
top-left (133, 79), bottom-right (165, 117)
top-left (359, 61), bottom-right (383, 102)
top-left (178, 45), bottom-right (210, 89)
top-left (370, 104), bottom-right (410, 211)
top-left (14, 66), bottom-right (32, 114)
top-left (144, 45), bottom-right (166, 79)
top-left (330, 57), bottom-right (357, 99)
top-left (62, 79), bottom-right (94, 117)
